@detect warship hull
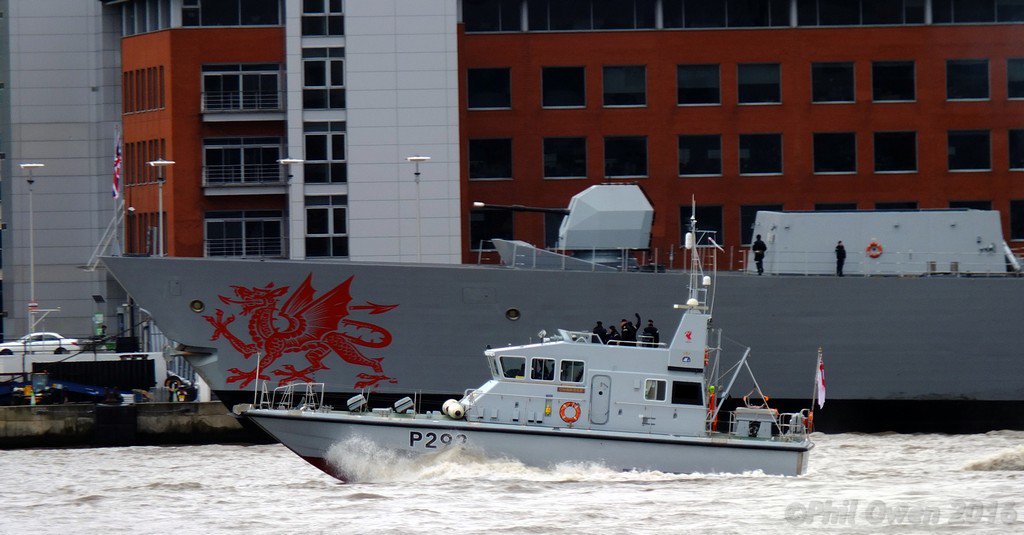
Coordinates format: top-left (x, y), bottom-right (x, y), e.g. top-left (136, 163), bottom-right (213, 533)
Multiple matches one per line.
top-left (102, 256), bottom-right (1024, 433)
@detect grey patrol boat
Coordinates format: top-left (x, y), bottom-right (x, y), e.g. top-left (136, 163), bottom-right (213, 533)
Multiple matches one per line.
top-left (240, 210), bottom-right (815, 479)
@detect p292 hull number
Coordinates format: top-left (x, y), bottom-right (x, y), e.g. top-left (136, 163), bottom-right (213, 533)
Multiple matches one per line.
top-left (409, 431), bottom-right (468, 448)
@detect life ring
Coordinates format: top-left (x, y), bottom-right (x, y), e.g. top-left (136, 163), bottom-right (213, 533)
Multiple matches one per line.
top-left (164, 376), bottom-right (181, 391)
top-left (866, 241), bottom-right (883, 258)
top-left (559, 401), bottom-right (581, 424)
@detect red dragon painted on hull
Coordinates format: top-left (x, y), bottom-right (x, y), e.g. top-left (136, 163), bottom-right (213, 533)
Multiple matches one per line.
top-left (202, 274), bottom-right (398, 390)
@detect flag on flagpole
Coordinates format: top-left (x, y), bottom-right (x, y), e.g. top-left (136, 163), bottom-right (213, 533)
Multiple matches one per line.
top-left (814, 353), bottom-right (826, 409)
top-left (113, 129), bottom-right (123, 199)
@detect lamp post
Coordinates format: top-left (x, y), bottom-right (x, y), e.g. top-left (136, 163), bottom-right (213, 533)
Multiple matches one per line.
top-left (19, 162), bottom-right (44, 336)
top-left (147, 158), bottom-right (174, 256)
top-left (405, 155), bottom-right (430, 262)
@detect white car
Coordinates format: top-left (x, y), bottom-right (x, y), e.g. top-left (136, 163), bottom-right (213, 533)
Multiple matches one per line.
top-left (0, 332), bottom-right (80, 355)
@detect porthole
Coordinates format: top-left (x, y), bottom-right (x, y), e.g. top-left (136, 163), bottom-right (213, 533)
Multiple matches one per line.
top-left (505, 308), bottom-right (521, 321)
top-left (189, 299), bottom-right (205, 313)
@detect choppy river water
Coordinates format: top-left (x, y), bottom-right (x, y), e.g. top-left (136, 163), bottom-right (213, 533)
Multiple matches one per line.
top-left (3, 431), bottom-right (1022, 534)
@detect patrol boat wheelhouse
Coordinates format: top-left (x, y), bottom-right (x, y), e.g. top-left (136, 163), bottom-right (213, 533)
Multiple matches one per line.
top-left (241, 210), bottom-right (814, 480)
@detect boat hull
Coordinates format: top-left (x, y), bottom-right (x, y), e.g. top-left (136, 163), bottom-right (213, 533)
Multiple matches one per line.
top-left (247, 410), bottom-right (812, 479)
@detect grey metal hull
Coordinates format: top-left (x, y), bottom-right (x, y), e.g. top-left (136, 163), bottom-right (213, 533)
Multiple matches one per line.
top-left (247, 410), bottom-right (811, 478)
top-left (102, 257), bottom-right (1024, 431)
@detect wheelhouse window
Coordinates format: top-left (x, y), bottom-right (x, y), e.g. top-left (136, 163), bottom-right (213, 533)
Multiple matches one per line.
top-left (182, 0), bottom-right (281, 26)
top-left (872, 61), bottom-right (915, 101)
top-left (302, 0), bottom-right (344, 36)
top-left (678, 135), bottom-right (722, 176)
top-left (203, 137), bottom-right (283, 185)
top-left (305, 195), bottom-right (348, 257)
top-left (464, 0), bottom-right (522, 32)
top-left (302, 48), bottom-right (345, 109)
top-left (500, 356), bottom-right (526, 379)
top-left (738, 63), bottom-right (780, 104)
top-left (467, 68), bottom-right (511, 109)
top-left (947, 59), bottom-right (989, 100)
top-left (948, 130), bottom-right (991, 171)
top-left (739, 133), bottom-right (782, 175)
top-left (469, 139), bottom-right (513, 180)
top-left (814, 133), bottom-right (856, 173)
top-left (1009, 59), bottom-right (1024, 98)
top-left (470, 209), bottom-right (513, 250)
top-left (671, 381), bottom-right (703, 405)
top-left (1010, 129), bottom-right (1024, 170)
top-left (740, 204), bottom-right (783, 245)
top-left (204, 210), bottom-right (283, 258)
top-left (874, 131), bottom-right (917, 172)
top-left (201, 64), bottom-right (281, 112)
top-left (603, 66), bottom-right (646, 106)
top-left (543, 66), bottom-right (586, 108)
top-left (677, 64), bottom-right (720, 105)
top-left (812, 62), bottom-right (854, 103)
top-left (604, 136), bottom-right (647, 177)
top-left (644, 379), bottom-right (667, 401)
top-left (530, 358), bottom-right (556, 381)
top-left (544, 137), bottom-right (587, 178)
top-left (304, 122), bottom-right (347, 184)
top-left (560, 360), bottom-right (585, 383)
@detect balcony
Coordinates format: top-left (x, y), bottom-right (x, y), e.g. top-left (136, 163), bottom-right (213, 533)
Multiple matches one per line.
top-left (203, 163), bottom-right (287, 196)
top-left (205, 236), bottom-right (285, 258)
top-left (201, 89), bottom-right (286, 122)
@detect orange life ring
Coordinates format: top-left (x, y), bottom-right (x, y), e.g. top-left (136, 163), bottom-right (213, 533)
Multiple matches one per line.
top-left (559, 401), bottom-right (581, 424)
top-left (866, 241), bottom-right (883, 258)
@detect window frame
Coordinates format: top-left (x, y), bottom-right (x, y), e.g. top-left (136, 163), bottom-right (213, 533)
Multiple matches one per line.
top-left (467, 67), bottom-right (512, 110)
top-left (559, 359), bottom-right (585, 383)
top-left (813, 132), bottom-right (857, 174)
top-left (542, 66), bottom-right (587, 108)
top-left (738, 133), bottom-right (784, 175)
top-left (644, 378), bottom-right (667, 401)
top-left (604, 136), bottom-right (648, 178)
top-left (811, 62), bottom-right (855, 103)
top-left (678, 134), bottom-right (723, 177)
top-left (602, 65), bottom-right (647, 107)
top-left (305, 195), bottom-right (349, 257)
top-left (872, 60), bottom-right (916, 102)
top-left (947, 130), bottom-right (992, 172)
top-left (204, 209), bottom-right (284, 258)
top-left (737, 63), bottom-right (781, 105)
top-left (873, 131), bottom-right (918, 173)
top-left (469, 138), bottom-right (514, 180)
top-left (530, 357), bottom-right (556, 381)
top-left (543, 137), bottom-right (588, 179)
top-left (946, 59), bottom-right (990, 101)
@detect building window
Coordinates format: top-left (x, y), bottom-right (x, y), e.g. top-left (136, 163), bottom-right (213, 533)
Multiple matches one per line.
top-left (932, 0), bottom-right (1002, 23)
top-left (1011, 200), bottom-right (1024, 240)
top-left (947, 59), bottom-right (989, 100)
top-left (304, 122), bottom-right (346, 184)
top-left (740, 204), bottom-right (783, 245)
top-left (815, 203), bottom-right (857, 211)
top-left (470, 209), bottom-right (513, 250)
top-left (527, 0), bottom-right (656, 30)
top-left (469, 139), bottom-right (513, 179)
top-left (544, 212), bottom-right (564, 248)
top-left (464, 0), bottom-right (522, 32)
top-left (1008, 59), bottom-right (1024, 98)
top-left (543, 137), bottom-right (587, 178)
top-left (812, 62), bottom-right (854, 103)
top-left (603, 66), bottom-right (646, 106)
top-left (875, 201), bottom-right (918, 210)
top-left (1011, 130), bottom-right (1024, 170)
top-left (302, 48), bottom-right (345, 109)
top-left (797, 0), bottom-right (925, 25)
top-left (813, 133), bottom-right (856, 173)
top-left (302, 0), bottom-right (344, 36)
top-left (949, 200), bottom-right (993, 210)
top-left (305, 195), bottom-right (348, 257)
top-left (677, 64), bottom-right (720, 105)
top-left (203, 137), bottom-right (283, 185)
top-left (543, 66), bottom-right (586, 108)
top-left (204, 210), bottom-right (283, 258)
top-left (201, 63), bottom-right (281, 112)
top-left (739, 133), bottom-right (782, 175)
top-left (604, 136), bottom-right (647, 177)
top-left (678, 135), bottom-right (722, 176)
top-left (680, 205), bottom-right (723, 246)
top-left (662, 0), bottom-right (726, 28)
top-left (948, 130), bottom-right (991, 171)
top-left (467, 68), bottom-right (511, 109)
top-left (874, 132), bottom-right (917, 172)
top-left (872, 61), bottom-right (915, 101)
top-left (738, 63), bottom-right (780, 104)
top-left (181, 0), bottom-right (281, 27)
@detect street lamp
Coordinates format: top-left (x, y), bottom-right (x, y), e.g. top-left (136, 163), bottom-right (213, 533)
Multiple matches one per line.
top-left (405, 155), bottom-right (431, 262)
top-left (147, 158), bottom-right (174, 256)
top-left (19, 162), bottom-right (44, 336)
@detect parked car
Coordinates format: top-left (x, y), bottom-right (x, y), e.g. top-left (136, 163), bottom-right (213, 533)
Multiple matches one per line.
top-left (0, 332), bottom-right (80, 355)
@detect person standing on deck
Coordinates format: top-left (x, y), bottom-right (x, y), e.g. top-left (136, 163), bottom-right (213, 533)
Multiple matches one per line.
top-left (592, 321), bottom-right (608, 344)
top-left (752, 235), bottom-right (767, 275)
top-left (641, 319), bottom-right (660, 347)
top-left (835, 241), bottom-right (847, 277)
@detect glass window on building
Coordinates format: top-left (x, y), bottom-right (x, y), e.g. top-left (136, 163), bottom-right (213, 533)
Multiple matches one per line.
top-left (182, 0), bottom-right (280, 27)
top-left (678, 135), bottom-right (722, 176)
top-left (812, 62), bottom-right (854, 103)
top-left (201, 63), bottom-right (281, 112)
top-left (948, 130), bottom-right (991, 171)
top-left (593, 0), bottom-right (657, 29)
top-left (677, 64), bottom-right (720, 105)
top-left (543, 137), bottom-right (587, 178)
top-left (815, 203), bottom-right (857, 211)
top-left (997, 0), bottom-right (1024, 22)
top-left (470, 209), bottom-right (513, 250)
top-left (1011, 129), bottom-right (1024, 170)
top-left (464, 0), bottom-right (522, 32)
top-left (1010, 200), bottom-right (1024, 240)
top-left (305, 195), bottom-right (348, 257)
top-left (738, 63), bottom-right (781, 104)
top-left (544, 212), bottom-right (564, 249)
top-left (872, 61), bottom-right (915, 101)
top-left (205, 210), bottom-right (283, 258)
top-left (604, 136), bottom-right (647, 177)
top-left (203, 137), bottom-right (282, 185)
top-left (932, 0), bottom-right (996, 23)
top-left (875, 201), bottom-right (918, 210)
top-left (814, 133), bottom-right (856, 173)
top-left (1008, 59), bottom-right (1024, 98)
top-left (739, 133), bottom-right (783, 174)
top-left (874, 131), bottom-right (917, 172)
top-left (467, 68), bottom-right (511, 109)
top-left (798, 0), bottom-right (925, 25)
top-left (947, 59), bottom-right (989, 100)
top-left (543, 66), bottom-right (586, 107)
top-left (740, 204), bottom-right (783, 244)
top-left (302, 48), bottom-right (345, 109)
top-left (726, 0), bottom-right (790, 27)
top-left (469, 138), bottom-right (513, 179)
top-left (949, 200), bottom-right (993, 210)
top-left (302, 0), bottom-right (344, 36)
top-left (603, 66), bottom-right (646, 106)
top-left (304, 122), bottom-right (346, 183)
top-left (680, 205), bottom-right (723, 246)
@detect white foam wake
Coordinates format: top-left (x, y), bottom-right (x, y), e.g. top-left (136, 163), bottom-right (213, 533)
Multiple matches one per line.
top-left (963, 445), bottom-right (1024, 471)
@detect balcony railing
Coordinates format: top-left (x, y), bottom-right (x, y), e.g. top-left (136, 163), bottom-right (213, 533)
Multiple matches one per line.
top-left (203, 163), bottom-right (285, 186)
top-left (201, 90), bottom-right (284, 113)
top-left (205, 236), bottom-right (285, 258)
